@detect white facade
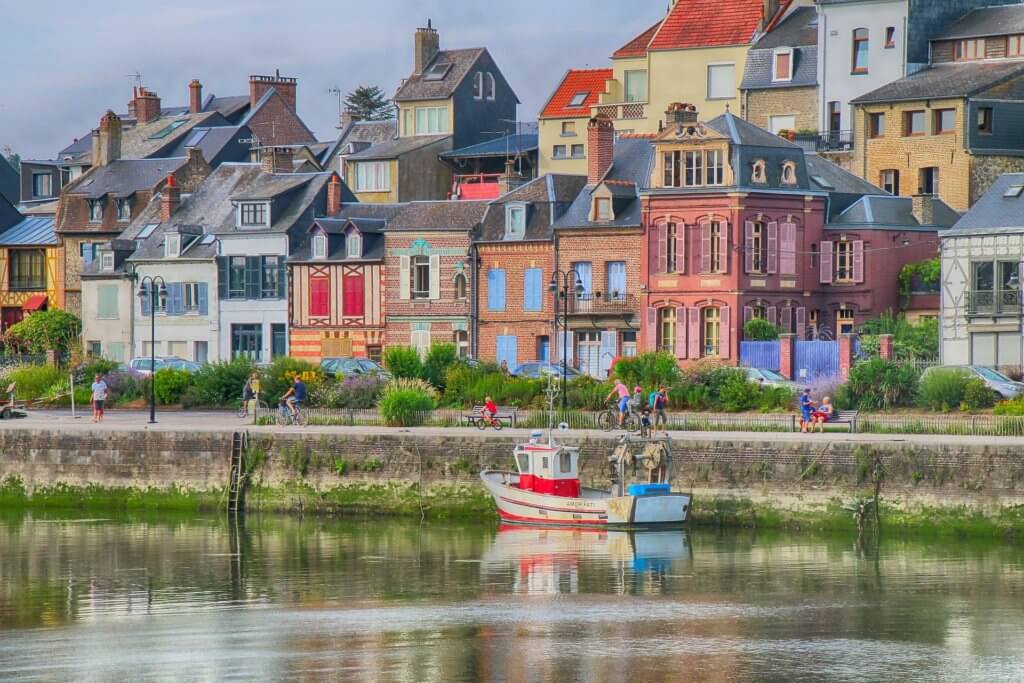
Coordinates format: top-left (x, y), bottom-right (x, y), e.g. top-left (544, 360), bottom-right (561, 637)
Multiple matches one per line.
top-left (218, 234), bottom-right (289, 364)
top-left (81, 276), bottom-right (134, 363)
top-left (130, 259), bottom-right (220, 363)
top-left (817, 0), bottom-right (907, 133)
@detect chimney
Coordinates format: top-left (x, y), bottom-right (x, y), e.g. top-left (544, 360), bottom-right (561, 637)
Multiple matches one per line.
top-left (127, 86), bottom-right (138, 119)
top-left (161, 175), bottom-right (180, 222)
top-left (499, 158), bottom-right (518, 195)
top-left (587, 114), bottom-right (615, 185)
top-left (327, 174), bottom-right (342, 216)
top-left (414, 19), bottom-right (440, 76)
top-left (340, 108), bottom-right (360, 130)
top-left (249, 69), bottom-right (298, 111)
top-left (189, 79), bottom-right (203, 114)
top-left (666, 102), bottom-right (699, 126)
top-left (262, 146), bottom-right (294, 174)
top-left (134, 86), bottom-right (162, 124)
top-left (95, 110), bottom-right (122, 167)
top-left (912, 194), bottom-right (936, 226)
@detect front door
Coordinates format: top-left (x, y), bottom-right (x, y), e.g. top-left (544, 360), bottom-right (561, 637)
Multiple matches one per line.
top-left (537, 335), bottom-right (550, 363)
top-left (577, 331), bottom-right (601, 378)
top-left (271, 324), bottom-right (287, 358)
top-left (231, 324), bottom-right (263, 362)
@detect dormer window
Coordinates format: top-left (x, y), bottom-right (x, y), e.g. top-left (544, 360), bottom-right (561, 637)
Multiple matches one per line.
top-left (101, 252), bottom-right (115, 272)
top-left (773, 48), bottom-right (793, 82)
top-left (505, 204), bottom-right (526, 238)
top-left (752, 160), bottom-right (767, 184)
top-left (117, 198), bottom-right (131, 222)
top-left (312, 234), bottom-right (327, 259)
top-left (238, 201), bottom-right (269, 228)
top-left (781, 161), bottom-right (797, 185)
top-left (346, 231), bottom-right (361, 258)
top-left (568, 91), bottom-right (589, 108)
top-left (165, 233), bottom-right (181, 258)
top-left (663, 149), bottom-right (725, 188)
top-left (484, 72), bottom-right (496, 101)
top-left (594, 197), bottom-right (612, 222)
top-left (87, 199), bottom-right (103, 222)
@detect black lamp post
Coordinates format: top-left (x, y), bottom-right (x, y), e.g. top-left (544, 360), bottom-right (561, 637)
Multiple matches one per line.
top-left (136, 276), bottom-right (168, 424)
top-left (549, 270), bottom-right (584, 410)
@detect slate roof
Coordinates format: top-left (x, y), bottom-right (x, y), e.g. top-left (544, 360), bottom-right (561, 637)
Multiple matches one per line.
top-left (0, 159), bottom-right (18, 206)
top-left (204, 95), bottom-right (250, 120)
top-left (540, 68), bottom-right (612, 119)
top-left (937, 5), bottom-right (1024, 40)
top-left (0, 216), bottom-right (58, 246)
top-left (159, 125), bottom-right (251, 166)
top-left (290, 202), bottom-right (406, 262)
top-left (851, 61), bottom-right (1024, 104)
top-left (753, 6), bottom-right (817, 49)
top-left (384, 200), bottom-right (489, 232)
top-left (944, 172), bottom-right (1024, 235)
top-left (231, 173), bottom-right (314, 201)
top-left (706, 111), bottom-right (800, 148)
top-left (440, 133), bottom-right (539, 159)
top-left (830, 195), bottom-right (960, 230)
top-left (0, 193), bottom-right (23, 232)
top-left (554, 138), bottom-right (653, 230)
top-left (321, 119), bottom-right (399, 168)
top-left (613, 22), bottom-right (662, 58)
top-left (742, 45), bottom-right (818, 89)
top-left (395, 48), bottom-right (486, 101)
top-left (648, 0), bottom-right (764, 50)
top-left (477, 174), bottom-right (587, 242)
top-left (69, 157), bottom-right (188, 200)
top-left (346, 134), bottom-right (451, 161)
top-left (805, 153), bottom-right (882, 195)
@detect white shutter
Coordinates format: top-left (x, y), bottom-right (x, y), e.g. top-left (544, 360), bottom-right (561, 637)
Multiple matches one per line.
top-left (556, 330), bottom-right (575, 366)
top-left (599, 330), bottom-right (618, 379)
top-left (428, 254), bottom-right (440, 299)
top-left (399, 255), bottom-right (411, 300)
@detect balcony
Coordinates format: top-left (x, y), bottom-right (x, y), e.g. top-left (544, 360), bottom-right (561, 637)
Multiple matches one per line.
top-left (967, 289), bottom-right (1021, 317)
top-left (792, 130), bottom-right (854, 153)
top-left (592, 102), bottom-right (647, 121)
top-left (568, 292), bottom-right (637, 316)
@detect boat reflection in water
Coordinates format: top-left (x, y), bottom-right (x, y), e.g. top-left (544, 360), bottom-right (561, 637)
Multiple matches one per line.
top-left (481, 524), bottom-right (692, 595)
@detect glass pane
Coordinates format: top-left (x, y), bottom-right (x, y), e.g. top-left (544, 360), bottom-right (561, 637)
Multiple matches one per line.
top-left (973, 262), bottom-right (994, 291)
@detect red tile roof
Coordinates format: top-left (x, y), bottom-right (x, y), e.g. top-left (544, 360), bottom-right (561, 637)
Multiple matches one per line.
top-left (648, 0), bottom-right (764, 51)
top-left (540, 68), bottom-right (613, 119)
top-left (613, 22), bottom-right (662, 58)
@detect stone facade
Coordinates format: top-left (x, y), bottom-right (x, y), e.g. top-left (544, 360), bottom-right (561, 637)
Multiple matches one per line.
top-left (744, 86), bottom-right (819, 133)
top-left (970, 155), bottom-right (1024, 207)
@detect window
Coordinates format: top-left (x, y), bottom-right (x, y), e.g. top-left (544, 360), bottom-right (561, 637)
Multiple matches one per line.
top-left (88, 199), bottom-right (102, 222)
top-left (415, 106), bottom-right (448, 134)
top-left (707, 221), bottom-right (723, 273)
top-left (239, 202), bottom-right (267, 227)
top-left (454, 272), bottom-right (467, 300)
top-left (148, 120), bottom-right (187, 140)
top-left (852, 28), bottom-right (869, 73)
top-left (403, 109), bottom-right (413, 137)
top-left (903, 110), bottom-right (925, 136)
top-left (781, 161), bottom-right (797, 185)
top-left (231, 324), bottom-right (263, 362)
top-left (165, 233), bottom-right (180, 258)
top-left (117, 198), bottom-right (131, 222)
top-left (702, 307), bottom-right (721, 357)
top-left (624, 70), bottom-right (648, 102)
top-left (869, 112), bottom-right (885, 138)
top-left (749, 222), bottom-right (766, 273)
top-left (1010, 35), bottom-right (1024, 57)
top-left (346, 232), bottom-right (361, 258)
top-left (309, 276), bottom-right (329, 317)
top-left (881, 169), bottom-right (900, 195)
top-left (835, 241), bottom-right (854, 282)
top-left (484, 72), bottom-right (496, 101)
top-left (773, 49), bottom-right (792, 82)
top-left (658, 308), bottom-right (676, 354)
top-left (955, 39), bottom-right (985, 61)
top-left (312, 234), bottom-right (327, 259)
top-left (607, 261), bottom-right (626, 299)
top-left (31, 173), bottom-right (52, 198)
top-left (524, 267), bottom-right (543, 311)
top-left (885, 27), bottom-right (896, 49)
top-left (488, 268), bottom-right (506, 311)
top-left (934, 109), bottom-right (955, 134)
top-left (663, 150), bottom-right (723, 187)
top-left (228, 256), bottom-right (246, 298)
top-left (454, 330), bottom-right (470, 358)
top-left (837, 309), bottom-right (855, 335)
top-left (261, 256), bottom-right (281, 298)
top-left (472, 71), bottom-right (483, 99)
top-left (87, 341), bottom-right (101, 357)
top-left (423, 62), bottom-right (452, 81)
top-left (271, 324), bottom-right (287, 358)
top-left (183, 282), bottom-right (201, 312)
top-left (706, 149), bottom-right (724, 185)
top-left (353, 161), bottom-right (390, 192)
top-left (559, 451), bottom-right (573, 474)
top-left (828, 101), bottom-right (841, 134)
top-left (101, 252), bottom-right (115, 271)
top-left (79, 241), bottom-right (97, 265)
top-left (412, 255), bottom-right (430, 299)
top-left (561, 121), bottom-right (576, 136)
top-left (665, 223), bottom-right (678, 273)
top-left (594, 197), bottom-right (612, 221)
top-left (978, 107), bottom-right (993, 134)
top-left (685, 151), bottom-right (703, 186)
top-left (568, 91), bottom-right (589, 108)
top-left (706, 63), bottom-right (735, 100)
top-left (769, 115), bottom-right (796, 134)
top-left (97, 285), bottom-right (119, 319)
top-left (920, 167), bottom-right (939, 195)
top-left (506, 204), bottom-right (526, 236)
top-left (567, 144), bottom-right (584, 159)
top-left (552, 145), bottom-right (567, 159)
top-left (752, 159), bottom-right (767, 183)
top-left (621, 330), bottom-right (637, 357)
top-left (343, 273), bottom-right (364, 316)
top-left (137, 223), bottom-right (158, 240)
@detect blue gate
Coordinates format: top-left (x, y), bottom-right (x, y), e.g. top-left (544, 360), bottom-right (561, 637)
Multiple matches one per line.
top-left (739, 341), bottom-right (780, 372)
top-left (794, 340), bottom-right (839, 381)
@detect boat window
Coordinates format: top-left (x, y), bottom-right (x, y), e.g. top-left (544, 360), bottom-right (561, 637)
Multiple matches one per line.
top-left (560, 452), bottom-right (573, 474)
top-left (517, 454), bottom-right (530, 474)
top-left (542, 456), bottom-right (549, 471)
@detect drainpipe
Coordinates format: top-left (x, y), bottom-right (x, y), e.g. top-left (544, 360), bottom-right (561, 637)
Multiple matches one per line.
top-left (470, 241), bottom-right (479, 359)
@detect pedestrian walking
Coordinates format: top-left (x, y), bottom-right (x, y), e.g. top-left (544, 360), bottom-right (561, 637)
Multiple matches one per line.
top-left (91, 374), bottom-right (108, 423)
top-left (653, 386), bottom-right (669, 434)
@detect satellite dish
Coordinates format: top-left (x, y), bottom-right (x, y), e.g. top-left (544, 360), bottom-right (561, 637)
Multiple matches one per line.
top-left (558, 422), bottom-right (569, 431)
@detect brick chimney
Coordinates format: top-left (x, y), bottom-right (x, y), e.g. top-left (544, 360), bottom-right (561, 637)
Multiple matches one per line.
top-left (912, 194), bottom-right (936, 226)
top-left (340, 108), bottom-right (360, 130)
top-left (161, 175), bottom-right (180, 222)
top-left (93, 111), bottom-right (122, 167)
top-left (189, 79), bottom-right (203, 114)
top-left (249, 70), bottom-right (298, 111)
top-left (587, 114), bottom-right (615, 185)
top-left (135, 86), bottom-right (162, 124)
top-left (414, 20), bottom-right (440, 76)
top-left (262, 146), bottom-right (294, 174)
top-left (327, 174), bottom-right (342, 216)
top-left (127, 86), bottom-right (138, 119)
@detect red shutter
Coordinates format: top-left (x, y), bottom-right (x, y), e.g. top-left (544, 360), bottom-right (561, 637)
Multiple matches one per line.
top-left (780, 222), bottom-right (797, 275)
top-left (309, 276), bottom-right (329, 317)
top-left (676, 224), bottom-right (686, 274)
top-left (853, 240), bottom-right (865, 283)
top-left (657, 224), bottom-right (668, 274)
top-left (687, 307), bottom-right (701, 359)
top-left (767, 221), bottom-right (779, 274)
top-left (795, 307), bottom-right (806, 338)
top-left (720, 306), bottom-right (731, 360)
top-left (701, 222), bottom-right (712, 274)
top-left (820, 241), bottom-right (833, 284)
top-left (744, 221), bottom-right (755, 273)
top-left (767, 305), bottom-right (777, 325)
top-left (675, 306), bottom-right (687, 359)
top-left (343, 273), bottom-right (365, 317)
top-left (645, 307), bottom-right (658, 351)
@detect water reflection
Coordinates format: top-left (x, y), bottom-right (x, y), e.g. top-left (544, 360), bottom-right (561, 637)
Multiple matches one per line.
top-left (0, 510), bottom-right (1023, 682)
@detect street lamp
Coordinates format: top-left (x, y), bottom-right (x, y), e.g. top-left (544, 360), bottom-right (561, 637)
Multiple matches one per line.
top-left (136, 276), bottom-right (168, 424)
top-left (549, 270), bottom-right (584, 410)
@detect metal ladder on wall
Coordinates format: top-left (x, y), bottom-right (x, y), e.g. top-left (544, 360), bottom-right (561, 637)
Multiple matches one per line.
top-left (227, 431), bottom-right (248, 515)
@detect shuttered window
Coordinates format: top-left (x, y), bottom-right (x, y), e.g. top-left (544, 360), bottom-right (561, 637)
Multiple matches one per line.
top-left (523, 268), bottom-right (542, 311)
top-left (488, 268), bottom-right (506, 311)
top-left (343, 273), bottom-right (364, 317)
top-left (309, 277), bottom-right (329, 317)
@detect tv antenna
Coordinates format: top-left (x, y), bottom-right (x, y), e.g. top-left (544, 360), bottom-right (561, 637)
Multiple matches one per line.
top-left (328, 86), bottom-right (345, 129)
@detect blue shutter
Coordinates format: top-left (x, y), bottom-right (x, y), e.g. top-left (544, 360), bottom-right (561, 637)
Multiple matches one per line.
top-left (523, 268), bottom-right (542, 311)
top-left (496, 335), bottom-right (518, 369)
top-left (217, 257), bottom-right (228, 300)
top-left (574, 262), bottom-right (592, 294)
top-left (488, 268), bottom-right (506, 311)
top-left (198, 282), bottom-right (209, 316)
top-left (607, 262), bottom-right (626, 298)
top-left (167, 283), bottom-right (184, 316)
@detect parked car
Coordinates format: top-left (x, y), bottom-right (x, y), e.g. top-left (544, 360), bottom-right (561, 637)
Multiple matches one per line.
top-left (920, 365), bottom-right (1024, 400)
top-left (512, 362), bottom-right (584, 381)
top-left (128, 357), bottom-right (201, 377)
top-left (320, 357), bottom-right (391, 380)
top-left (744, 367), bottom-right (798, 390)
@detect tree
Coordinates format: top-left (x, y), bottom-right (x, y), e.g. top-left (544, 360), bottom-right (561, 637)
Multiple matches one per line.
top-left (2, 147), bottom-right (20, 172)
top-left (743, 318), bottom-right (780, 341)
top-left (4, 310), bottom-right (82, 355)
top-left (344, 86), bottom-right (394, 121)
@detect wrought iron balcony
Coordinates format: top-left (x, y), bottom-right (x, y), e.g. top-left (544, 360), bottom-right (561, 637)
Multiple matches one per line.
top-left (568, 292), bottom-right (637, 315)
top-left (592, 102), bottom-right (647, 121)
top-left (966, 289), bottom-right (1021, 317)
top-left (792, 130), bottom-right (854, 153)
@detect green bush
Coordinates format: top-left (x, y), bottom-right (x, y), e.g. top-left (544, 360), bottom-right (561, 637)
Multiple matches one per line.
top-left (182, 357), bottom-right (255, 408)
top-left (422, 343), bottom-right (458, 390)
top-left (443, 363), bottom-right (546, 408)
top-left (718, 373), bottom-right (760, 412)
top-left (962, 378), bottom-right (995, 411)
top-left (378, 378), bottom-right (437, 426)
top-left (743, 318), bottom-right (780, 341)
top-left (994, 396), bottom-right (1024, 416)
top-left (613, 352), bottom-right (681, 390)
top-left (917, 368), bottom-right (971, 412)
top-left (758, 386), bottom-right (796, 412)
top-left (261, 356), bottom-right (321, 404)
top-left (3, 310), bottom-right (82, 355)
top-left (39, 377), bottom-right (91, 407)
top-left (383, 346), bottom-right (423, 380)
top-left (75, 358), bottom-right (121, 384)
top-left (153, 368), bottom-right (193, 405)
top-left (566, 376), bottom-right (613, 410)
top-left (845, 358), bottom-right (919, 411)
top-left (2, 364), bottom-right (63, 400)
top-left (310, 374), bottom-right (385, 409)
top-left (859, 311), bottom-right (938, 361)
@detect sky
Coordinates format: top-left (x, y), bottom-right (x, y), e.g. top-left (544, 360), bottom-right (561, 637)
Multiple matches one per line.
top-left (1, 0), bottom-right (661, 160)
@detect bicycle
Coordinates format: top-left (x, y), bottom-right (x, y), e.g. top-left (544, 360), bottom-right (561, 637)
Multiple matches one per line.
top-left (597, 401), bottom-right (639, 432)
top-left (237, 396), bottom-right (269, 418)
top-left (276, 399), bottom-right (308, 427)
top-left (475, 412), bottom-right (503, 431)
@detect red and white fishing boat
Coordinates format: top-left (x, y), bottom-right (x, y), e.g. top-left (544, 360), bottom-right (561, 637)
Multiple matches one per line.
top-left (480, 431), bottom-right (691, 528)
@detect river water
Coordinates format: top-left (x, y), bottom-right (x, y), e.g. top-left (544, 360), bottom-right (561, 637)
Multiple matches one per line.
top-left (1, 512), bottom-right (1023, 682)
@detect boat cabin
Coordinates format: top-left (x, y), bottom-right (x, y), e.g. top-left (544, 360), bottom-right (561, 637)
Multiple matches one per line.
top-left (513, 432), bottom-right (580, 497)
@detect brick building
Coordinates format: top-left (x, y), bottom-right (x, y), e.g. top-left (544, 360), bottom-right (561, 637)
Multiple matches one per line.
top-left (382, 200), bottom-right (489, 355)
top-left (474, 173), bottom-right (585, 367)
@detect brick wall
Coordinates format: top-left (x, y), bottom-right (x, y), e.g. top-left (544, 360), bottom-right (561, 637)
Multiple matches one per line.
top-left (557, 229), bottom-right (643, 299)
top-left (477, 240), bottom-right (554, 364)
top-left (246, 91), bottom-right (316, 146)
top-left (744, 86), bottom-right (818, 133)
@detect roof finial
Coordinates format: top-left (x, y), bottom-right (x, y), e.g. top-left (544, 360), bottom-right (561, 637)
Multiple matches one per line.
top-left (725, 103), bottom-right (731, 113)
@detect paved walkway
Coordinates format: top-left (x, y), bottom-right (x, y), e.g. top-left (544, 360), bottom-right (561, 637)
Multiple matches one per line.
top-left (3, 408), bottom-right (1024, 447)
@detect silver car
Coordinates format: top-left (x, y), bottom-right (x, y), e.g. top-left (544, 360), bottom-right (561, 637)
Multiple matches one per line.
top-left (744, 367), bottom-right (798, 390)
top-left (921, 365), bottom-right (1024, 400)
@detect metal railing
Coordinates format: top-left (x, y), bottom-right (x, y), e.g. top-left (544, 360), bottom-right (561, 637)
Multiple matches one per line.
top-left (568, 292), bottom-right (637, 315)
top-left (593, 102), bottom-right (647, 121)
top-left (792, 130), bottom-right (854, 153)
top-left (966, 289), bottom-right (1020, 316)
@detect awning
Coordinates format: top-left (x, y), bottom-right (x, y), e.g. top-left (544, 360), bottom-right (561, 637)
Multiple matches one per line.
top-left (22, 294), bottom-right (48, 311)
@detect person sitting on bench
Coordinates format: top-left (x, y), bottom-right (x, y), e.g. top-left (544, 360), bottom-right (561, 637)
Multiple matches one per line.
top-left (811, 396), bottom-right (834, 433)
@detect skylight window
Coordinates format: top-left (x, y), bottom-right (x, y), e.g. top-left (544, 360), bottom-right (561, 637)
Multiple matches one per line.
top-left (423, 62), bottom-right (452, 81)
top-left (137, 223), bottom-right (159, 239)
top-left (1005, 185), bottom-right (1024, 198)
top-left (200, 233), bottom-right (216, 245)
top-left (568, 91), bottom-right (589, 108)
top-left (810, 175), bottom-right (834, 190)
top-left (148, 120), bottom-right (187, 140)
top-left (184, 129), bottom-right (209, 147)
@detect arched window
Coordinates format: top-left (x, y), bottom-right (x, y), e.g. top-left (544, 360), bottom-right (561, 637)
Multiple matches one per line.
top-left (453, 272), bottom-right (467, 300)
top-left (472, 72), bottom-right (483, 99)
top-left (657, 308), bottom-right (676, 354)
top-left (346, 231), bottom-right (361, 258)
top-left (484, 72), bottom-right (496, 100)
top-left (702, 306), bottom-right (721, 357)
top-left (781, 161), bottom-right (797, 185)
top-left (752, 160), bottom-right (767, 184)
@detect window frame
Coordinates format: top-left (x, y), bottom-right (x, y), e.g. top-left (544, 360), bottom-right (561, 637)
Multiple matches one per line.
top-left (934, 108), bottom-right (956, 135)
top-left (165, 233), bottom-right (181, 258)
top-left (709, 221), bottom-right (723, 273)
top-left (228, 256), bottom-right (247, 299)
top-left (919, 167), bottom-right (939, 195)
top-left (567, 91), bottom-right (589, 108)
top-left (552, 144), bottom-right (568, 160)
top-left (312, 234), bottom-right (327, 259)
top-left (594, 197), bottom-right (612, 222)
top-left (880, 169), bottom-right (900, 195)
top-left (31, 172), bottom-right (52, 198)
top-left (484, 72), bottom-right (496, 101)
top-left (868, 112), bottom-right (885, 138)
top-left (1009, 35), bottom-right (1024, 57)
top-left (353, 161), bottom-right (391, 192)
top-left (835, 241), bottom-right (854, 283)
top-left (665, 222), bottom-right (678, 273)
top-left (560, 121), bottom-right (576, 137)
top-left (87, 199), bottom-right (103, 223)
top-left (116, 198), bottom-right (131, 222)
top-left (750, 222), bottom-right (766, 274)
top-left (346, 231), bottom-right (361, 259)
top-left (183, 282), bottom-right (201, 312)
top-left (852, 28), bottom-right (869, 74)
top-left (702, 306), bottom-right (721, 358)
top-left (903, 110), bottom-right (926, 137)
top-left (706, 63), bottom-right (736, 100)
top-left (506, 204), bottom-right (527, 236)
top-left (411, 254), bottom-right (431, 300)
top-left (570, 144), bottom-right (585, 159)
top-left (772, 48), bottom-right (793, 82)
top-left (978, 107), bottom-right (994, 135)
top-left (781, 161), bottom-right (797, 185)
top-left (752, 159), bottom-right (767, 184)
top-left (624, 69), bottom-right (648, 103)
top-left (415, 105), bottom-right (449, 135)
top-left (260, 255), bottom-right (281, 299)
top-left (955, 38), bottom-right (986, 61)
top-left (101, 251), bottom-right (115, 272)
top-left (9, 249), bottom-right (46, 291)
top-left (238, 201), bottom-right (269, 228)
top-left (885, 26), bottom-right (896, 49)
top-left (657, 307), bottom-right (676, 354)
top-left (453, 272), bottom-right (467, 300)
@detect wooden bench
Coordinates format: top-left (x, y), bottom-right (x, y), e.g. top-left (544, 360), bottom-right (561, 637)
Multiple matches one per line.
top-left (463, 405), bottom-right (519, 428)
top-left (798, 409), bottom-right (859, 432)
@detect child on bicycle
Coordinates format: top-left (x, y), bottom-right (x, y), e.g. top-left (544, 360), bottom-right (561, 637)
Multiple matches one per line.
top-left (480, 395), bottom-right (499, 427)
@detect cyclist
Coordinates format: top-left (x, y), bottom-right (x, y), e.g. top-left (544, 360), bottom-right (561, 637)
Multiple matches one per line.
top-left (605, 379), bottom-right (631, 429)
top-left (241, 372), bottom-right (260, 416)
top-left (281, 375), bottom-right (306, 420)
top-left (480, 395), bottom-right (499, 428)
